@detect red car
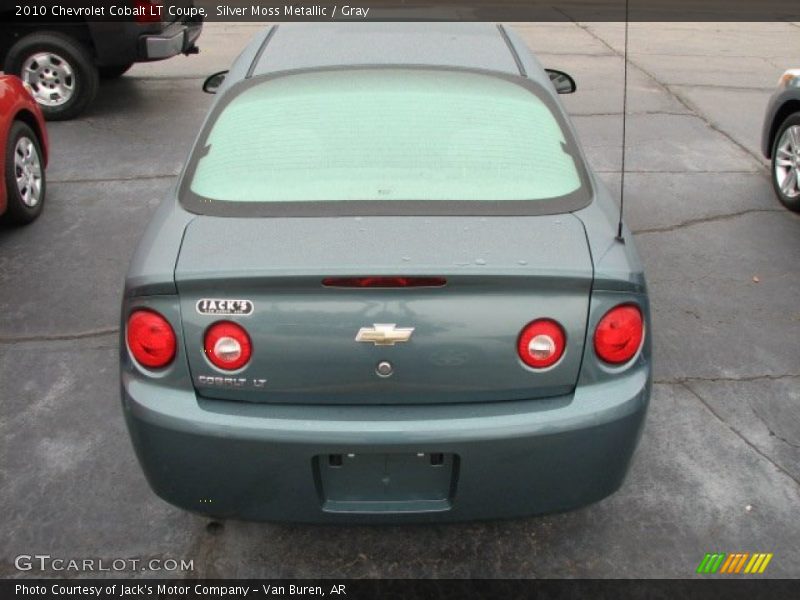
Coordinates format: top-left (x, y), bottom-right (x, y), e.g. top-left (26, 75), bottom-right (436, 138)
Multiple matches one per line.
top-left (1, 75), bottom-right (48, 224)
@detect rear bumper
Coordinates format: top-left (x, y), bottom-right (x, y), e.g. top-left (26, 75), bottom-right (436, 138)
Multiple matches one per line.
top-left (138, 19), bottom-right (202, 61)
top-left (122, 367), bottom-right (650, 523)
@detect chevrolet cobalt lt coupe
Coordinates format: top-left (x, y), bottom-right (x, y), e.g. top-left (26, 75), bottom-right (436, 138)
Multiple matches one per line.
top-left (121, 23), bottom-right (651, 523)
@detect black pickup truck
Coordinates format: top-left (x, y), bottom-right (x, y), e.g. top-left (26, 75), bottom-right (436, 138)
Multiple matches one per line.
top-left (0, 1), bottom-right (203, 120)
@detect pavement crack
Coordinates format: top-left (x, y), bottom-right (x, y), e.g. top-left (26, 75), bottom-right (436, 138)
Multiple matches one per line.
top-left (571, 110), bottom-right (693, 117)
top-left (0, 327), bottom-right (119, 344)
top-left (670, 83), bottom-right (774, 93)
top-left (566, 20), bottom-right (769, 170)
top-left (51, 174), bottom-right (177, 185)
top-left (662, 84), bottom-right (770, 166)
top-left (679, 382), bottom-right (800, 488)
top-left (633, 208), bottom-right (783, 234)
top-left (745, 397), bottom-right (800, 450)
top-left (655, 373), bottom-right (800, 385)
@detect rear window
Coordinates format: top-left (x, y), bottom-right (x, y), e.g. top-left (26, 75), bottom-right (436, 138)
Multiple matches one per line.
top-left (181, 68), bottom-right (591, 216)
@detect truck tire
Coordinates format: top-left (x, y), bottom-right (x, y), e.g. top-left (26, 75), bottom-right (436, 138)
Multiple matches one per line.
top-left (99, 63), bottom-right (134, 79)
top-left (4, 32), bottom-right (99, 121)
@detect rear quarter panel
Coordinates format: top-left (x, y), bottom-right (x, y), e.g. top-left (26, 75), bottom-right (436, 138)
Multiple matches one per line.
top-left (507, 28), bottom-right (645, 292)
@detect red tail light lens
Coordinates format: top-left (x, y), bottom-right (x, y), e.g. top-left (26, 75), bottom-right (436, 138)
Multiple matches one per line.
top-left (134, 0), bottom-right (162, 23)
top-left (517, 319), bottom-right (566, 369)
top-left (322, 277), bottom-right (446, 288)
top-left (126, 309), bottom-right (176, 369)
top-left (204, 322), bottom-right (252, 371)
top-left (594, 304), bottom-right (644, 365)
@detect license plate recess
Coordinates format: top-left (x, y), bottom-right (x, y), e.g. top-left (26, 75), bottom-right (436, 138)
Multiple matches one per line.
top-left (315, 452), bottom-right (458, 513)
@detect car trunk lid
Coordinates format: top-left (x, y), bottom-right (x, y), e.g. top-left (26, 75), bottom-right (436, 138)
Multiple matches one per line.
top-left (175, 215), bottom-right (593, 404)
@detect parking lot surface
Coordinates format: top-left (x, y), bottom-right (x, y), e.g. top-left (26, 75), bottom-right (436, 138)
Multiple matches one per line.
top-left (1, 22), bottom-right (799, 578)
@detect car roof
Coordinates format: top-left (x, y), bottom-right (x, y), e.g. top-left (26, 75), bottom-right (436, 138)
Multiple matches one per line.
top-left (244, 23), bottom-right (546, 83)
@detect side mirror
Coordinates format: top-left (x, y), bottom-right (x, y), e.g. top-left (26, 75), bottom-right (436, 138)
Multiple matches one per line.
top-left (546, 69), bottom-right (577, 94)
top-left (203, 70), bottom-right (229, 94)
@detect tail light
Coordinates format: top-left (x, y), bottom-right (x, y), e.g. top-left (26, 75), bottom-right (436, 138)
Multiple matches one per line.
top-left (322, 276), bottom-right (447, 288)
top-left (594, 304), bottom-right (644, 365)
top-left (517, 319), bottom-right (566, 369)
top-left (204, 322), bottom-right (252, 371)
top-left (134, 0), bottom-right (162, 23)
top-left (126, 309), bottom-right (176, 369)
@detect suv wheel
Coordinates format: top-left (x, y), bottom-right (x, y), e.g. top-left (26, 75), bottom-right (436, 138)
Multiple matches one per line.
top-left (771, 112), bottom-right (800, 212)
top-left (3, 121), bottom-right (46, 225)
top-left (4, 32), bottom-right (99, 121)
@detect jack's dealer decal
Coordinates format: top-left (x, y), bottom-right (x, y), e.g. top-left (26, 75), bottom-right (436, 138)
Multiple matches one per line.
top-left (196, 299), bottom-right (254, 316)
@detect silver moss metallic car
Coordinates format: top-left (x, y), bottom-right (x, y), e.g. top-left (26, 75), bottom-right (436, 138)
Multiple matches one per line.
top-left (121, 23), bottom-right (651, 523)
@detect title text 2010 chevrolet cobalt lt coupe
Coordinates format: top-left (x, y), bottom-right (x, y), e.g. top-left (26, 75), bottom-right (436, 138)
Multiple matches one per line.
top-left (121, 23), bottom-right (651, 523)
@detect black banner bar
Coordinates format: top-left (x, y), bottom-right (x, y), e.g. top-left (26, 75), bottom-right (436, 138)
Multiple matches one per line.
top-left (1, 0), bottom-right (799, 22)
top-left (4, 579), bottom-right (800, 600)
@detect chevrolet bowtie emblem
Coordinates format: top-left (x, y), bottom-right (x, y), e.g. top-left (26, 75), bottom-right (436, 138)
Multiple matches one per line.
top-left (355, 323), bottom-right (415, 346)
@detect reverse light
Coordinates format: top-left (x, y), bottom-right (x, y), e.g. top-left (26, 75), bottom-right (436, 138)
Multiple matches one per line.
top-left (594, 304), bottom-right (644, 365)
top-left (322, 276), bottom-right (447, 288)
top-left (204, 321), bottom-right (252, 371)
top-left (517, 319), bottom-right (566, 369)
top-left (126, 309), bottom-right (176, 369)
